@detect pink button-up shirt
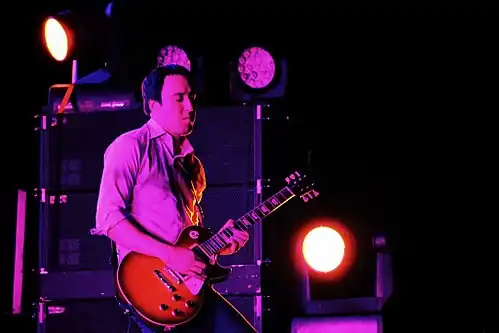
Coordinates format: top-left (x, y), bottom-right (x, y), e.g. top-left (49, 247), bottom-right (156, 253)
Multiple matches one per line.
top-left (90, 118), bottom-right (206, 263)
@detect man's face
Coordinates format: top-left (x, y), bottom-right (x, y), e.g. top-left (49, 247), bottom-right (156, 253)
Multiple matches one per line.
top-left (149, 74), bottom-right (196, 137)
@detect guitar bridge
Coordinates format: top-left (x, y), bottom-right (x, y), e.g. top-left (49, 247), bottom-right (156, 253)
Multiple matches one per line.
top-left (153, 269), bottom-right (175, 291)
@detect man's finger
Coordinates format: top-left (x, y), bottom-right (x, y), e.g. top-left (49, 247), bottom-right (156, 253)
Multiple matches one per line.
top-left (233, 230), bottom-right (249, 239)
top-left (230, 242), bottom-right (239, 252)
top-left (189, 271), bottom-right (206, 279)
top-left (193, 261), bottom-right (206, 269)
top-left (190, 266), bottom-right (205, 276)
top-left (192, 265), bottom-right (203, 273)
top-left (232, 235), bottom-right (247, 244)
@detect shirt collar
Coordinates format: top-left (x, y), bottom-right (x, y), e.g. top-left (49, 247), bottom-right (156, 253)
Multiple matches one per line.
top-left (147, 118), bottom-right (194, 158)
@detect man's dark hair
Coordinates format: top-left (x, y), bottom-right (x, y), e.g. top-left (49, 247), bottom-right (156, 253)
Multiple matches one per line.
top-left (141, 65), bottom-right (195, 115)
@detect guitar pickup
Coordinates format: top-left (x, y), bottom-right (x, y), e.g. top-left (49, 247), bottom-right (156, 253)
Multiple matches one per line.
top-left (165, 267), bottom-right (183, 284)
top-left (153, 269), bottom-right (175, 291)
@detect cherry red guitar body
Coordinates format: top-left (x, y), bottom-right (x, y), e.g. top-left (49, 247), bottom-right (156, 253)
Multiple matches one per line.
top-left (116, 225), bottom-right (231, 330)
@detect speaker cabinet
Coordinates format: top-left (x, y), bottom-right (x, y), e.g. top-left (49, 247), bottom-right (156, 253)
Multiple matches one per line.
top-left (37, 103), bottom-right (264, 300)
top-left (37, 298), bottom-right (140, 333)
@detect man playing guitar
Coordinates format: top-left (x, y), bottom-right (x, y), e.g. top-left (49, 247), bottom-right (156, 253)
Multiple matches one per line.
top-left (91, 64), bottom-right (257, 332)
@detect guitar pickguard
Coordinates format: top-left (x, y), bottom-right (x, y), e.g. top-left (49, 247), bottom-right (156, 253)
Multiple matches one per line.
top-left (183, 276), bottom-right (205, 295)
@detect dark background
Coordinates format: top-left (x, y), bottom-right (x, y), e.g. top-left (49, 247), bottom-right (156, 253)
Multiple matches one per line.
top-left (1, 2), bottom-right (497, 332)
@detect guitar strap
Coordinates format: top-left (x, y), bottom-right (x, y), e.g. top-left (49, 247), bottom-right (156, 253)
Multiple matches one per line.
top-left (173, 155), bottom-right (205, 225)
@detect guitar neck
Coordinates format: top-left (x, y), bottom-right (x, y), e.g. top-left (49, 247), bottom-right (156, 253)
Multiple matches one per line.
top-left (198, 186), bottom-right (295, 256)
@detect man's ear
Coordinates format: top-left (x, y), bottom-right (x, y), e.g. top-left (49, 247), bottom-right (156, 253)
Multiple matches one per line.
top-left (148, 99), bottom-right (160, 113)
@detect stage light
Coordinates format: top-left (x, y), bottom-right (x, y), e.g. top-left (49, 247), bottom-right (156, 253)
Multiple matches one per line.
top-left (302, 226), bottom-right (345, 273)
top-left (154, 44), bottom-right (206, 100)
top-left (237, 46), bottom-right (275, 89)
top-left (291, 217), bottom-right (392, 333)
top-left (293, 216), bottom-right (392, 318)
top-left (41, 9), bottom-right (110, 65)
top-left (229, 45), bottom-right (287, 104)
top-left (44, 17), bottom-right (69, 61)
top-left (42, 10), bottom-right (81, 62)
top-left (296, 218), bottom-right (356, 285)
top-left (157, 44), bottom-right (191, 71)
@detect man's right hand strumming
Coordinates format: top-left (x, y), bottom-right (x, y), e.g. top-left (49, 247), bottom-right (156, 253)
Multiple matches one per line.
top-left (162, 246), bottom-right (206, 279)
top-left (105, 220), bottom-right (207, 279)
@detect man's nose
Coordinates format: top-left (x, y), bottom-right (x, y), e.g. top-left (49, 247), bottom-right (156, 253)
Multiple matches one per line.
top-left (184, 98), bottom-right (194, 111)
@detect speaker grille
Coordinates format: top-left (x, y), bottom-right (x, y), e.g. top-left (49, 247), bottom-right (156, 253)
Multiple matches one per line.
top-left (43, 110), bottom-right (148, 192)
top-left (43, 298), bottom-right (141, 333)
top-left (45, 192), bottom-right (112, 271)
top-left (188, 105), bottom-right (257, 184)
top-left (200, 184), bottom-right (257, 265)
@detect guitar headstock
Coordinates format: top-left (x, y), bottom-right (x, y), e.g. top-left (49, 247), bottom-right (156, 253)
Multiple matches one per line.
top-left (285, 171), bottom-right (319, 203)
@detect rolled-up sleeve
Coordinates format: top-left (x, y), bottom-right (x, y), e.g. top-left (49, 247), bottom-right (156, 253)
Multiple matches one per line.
top-left (90, 134), bottom-right (141, 236)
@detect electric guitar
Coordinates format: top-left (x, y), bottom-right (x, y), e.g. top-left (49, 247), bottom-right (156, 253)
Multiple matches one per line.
top-left (115, 171), bottom-right (318, 330)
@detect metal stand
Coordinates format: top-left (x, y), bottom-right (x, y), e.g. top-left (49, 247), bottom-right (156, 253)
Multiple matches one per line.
top-left (12, 190), bottom-right (27, 315)
top-left (72, 60), bottom-right (78, 84)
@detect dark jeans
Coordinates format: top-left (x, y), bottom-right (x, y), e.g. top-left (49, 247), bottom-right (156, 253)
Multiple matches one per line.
top-left (120, 287), bottom-right (257, 333)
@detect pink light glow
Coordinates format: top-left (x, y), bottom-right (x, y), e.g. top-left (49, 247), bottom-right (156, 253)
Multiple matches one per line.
top-left (292, 315), bottom-right (383, 333)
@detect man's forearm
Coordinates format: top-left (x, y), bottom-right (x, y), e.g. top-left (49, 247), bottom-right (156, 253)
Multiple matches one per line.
top-left (107, 219), bottom-right (174, 261)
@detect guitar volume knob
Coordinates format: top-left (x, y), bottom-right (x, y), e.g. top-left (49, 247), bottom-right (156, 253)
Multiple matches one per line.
top-left (184, 300), bottom-right (194, 308)
top-left (172, 309), bottom-right (181, 316)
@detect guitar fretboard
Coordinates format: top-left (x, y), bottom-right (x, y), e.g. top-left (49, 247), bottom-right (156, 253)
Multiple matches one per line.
top-left (199, 186), bottom-right (295, 256)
